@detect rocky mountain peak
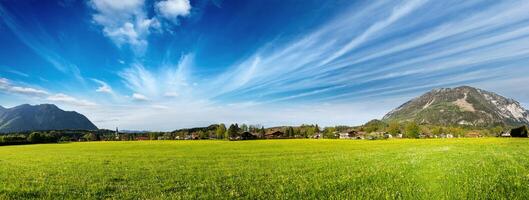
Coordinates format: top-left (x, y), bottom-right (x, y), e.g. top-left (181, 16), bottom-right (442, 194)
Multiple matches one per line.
top-left (383, 86), bottom-right (529, 126)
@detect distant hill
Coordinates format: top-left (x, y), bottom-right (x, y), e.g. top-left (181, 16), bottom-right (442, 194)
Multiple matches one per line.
top-left (383, 86), bottom-right (529, 127)
top-left (0, 104), bottom-right (98, 133)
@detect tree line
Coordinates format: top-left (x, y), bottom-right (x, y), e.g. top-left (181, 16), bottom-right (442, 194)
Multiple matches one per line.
top-left (0, 121), bottom-right (521, 146)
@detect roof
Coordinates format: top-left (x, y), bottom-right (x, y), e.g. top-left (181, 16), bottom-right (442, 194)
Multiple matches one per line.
top-left (265, 131), bottom-right (284, 136)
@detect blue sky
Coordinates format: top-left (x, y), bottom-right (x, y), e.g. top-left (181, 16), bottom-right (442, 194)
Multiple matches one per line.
top-left (1, 0), bottom-right (529, 130)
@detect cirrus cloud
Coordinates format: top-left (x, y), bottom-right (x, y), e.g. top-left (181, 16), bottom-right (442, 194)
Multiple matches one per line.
top-left (92, 79), bottom-right (114, 94)
top-left (0, 78), bottom-right (48, 97)
top-left (46, 93), bottom-right (97, 107)
top-left (1, 77), bottom-right (96, 107)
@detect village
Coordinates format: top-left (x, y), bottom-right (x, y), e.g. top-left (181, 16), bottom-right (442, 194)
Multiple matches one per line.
top-left (119, 122), bottom-right (529, 141)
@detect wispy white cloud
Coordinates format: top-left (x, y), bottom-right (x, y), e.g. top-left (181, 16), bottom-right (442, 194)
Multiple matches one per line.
top-left (163, 92), bottom-right (179, 97)
top-left (4, 69), bottom-right (29, 77)
top-left (1, 77), bottom-right (96, 107)
top-left (92, 79), bottom-right (114, 94)
top-left (320, 0), bottom-right (428, 66)
top-left (0, 78), bottom-right (48, 97)
top-left (8, 86), bottom-right (49, 96)
top-left (131, 93), bottom-right (149, 101)
top-left (205, 0), bottom-right (529, 107)
top-left (47, 93), bottom-right (97, 107)
top-left (119, 64), bottom-right (157, 96)
top-left (119, 54), bottom-right (194, 100)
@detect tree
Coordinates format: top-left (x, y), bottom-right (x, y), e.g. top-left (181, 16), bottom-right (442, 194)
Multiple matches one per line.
top-left (363, 120), bottom-right (386, 133)
top-left (404, 122), bottom-right (420, 138)
top-left (387, 121), bottom-right (401, 135)
top-left (227, 124), bottom-right (240, 139)
top-left (295, 128), bottom-right (302, 138)
top-left (432, 126), bottom-right (444, 136)
top-left (59, 136), bottom-right (71, 142)
top-left (198, 130), bottom-right (209, 139)
top-left (490, 126), bottom-right (503, 136)
top-left (306, 127), bottom-right (316, 138)
top-left (163, 132), bottom-right (174, 140)
top-left (216, 124), bottom-right (227, 139)
top-left (322, 127), bottom-right (335, 139)
top-left (148, 132), bottom-right (157, 140)
top-left (27, 132), bottom-right (44, 143)
top-left (83, 133), bottom-right (98, 141)
top-left (286, 127), bottom-right (295, 138)
top-left (448, 126), bottom-right (465, 137)
top-left (240, 124), bottom-right (249, 132)
top-left (259, 126), bottom-right (266, 139)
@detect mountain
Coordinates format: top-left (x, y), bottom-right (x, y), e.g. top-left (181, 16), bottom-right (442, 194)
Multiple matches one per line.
top-left (383, 86), bottom-right (529, 126)
top-left (0, 104), bottom-right (98, 133)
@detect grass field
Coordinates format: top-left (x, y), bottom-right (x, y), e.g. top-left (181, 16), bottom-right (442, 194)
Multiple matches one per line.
top-left (2, 138), bottom-right (529, 199)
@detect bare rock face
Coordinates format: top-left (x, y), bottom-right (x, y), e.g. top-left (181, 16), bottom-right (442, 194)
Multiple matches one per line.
top-left (383, 86), bottom-right (529, 126)
top-left (0, 104), bottom-right (97, 133)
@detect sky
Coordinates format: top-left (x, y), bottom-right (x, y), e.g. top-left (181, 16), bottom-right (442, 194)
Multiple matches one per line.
top-left (1, 0), bottom-right (529, 131)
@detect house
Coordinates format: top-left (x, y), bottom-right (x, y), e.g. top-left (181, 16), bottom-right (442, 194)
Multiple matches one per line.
top-left (510, 126), bottom-right (529, 137)
top-left (339, 132), bottom-right (354, 139)
top-left (500, 131), bottom-right (511, 137)
top-left (135, 136), bottom-right (150, 140)
top-left (265, 131), bottom-right (284, 139)
top-left (465, 131), bottom-right (481, 138)
top-left (241, 132), bottom-right (258, 140)
top-left (184, 134), bottom-right (199, 140)
top-left (337, 130), bottom-right (364, 139)
top-left (353, 131), bottom-right (367, 139)
top-left (419, 132), bottom-right (434, 138)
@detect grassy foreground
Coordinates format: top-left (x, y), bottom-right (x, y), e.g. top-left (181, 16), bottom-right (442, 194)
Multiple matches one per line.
top-left (2, 139), bottom-right (529, 199)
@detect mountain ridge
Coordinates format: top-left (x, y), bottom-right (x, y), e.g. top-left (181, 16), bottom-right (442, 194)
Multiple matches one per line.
top-left (0, 104), bottom-right (98, 133)
top-left (383, 86), bottom-right (529, 127)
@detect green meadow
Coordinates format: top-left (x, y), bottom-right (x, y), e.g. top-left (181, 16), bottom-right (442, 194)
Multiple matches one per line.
top-left (2, 138), bottom-right (529, 199)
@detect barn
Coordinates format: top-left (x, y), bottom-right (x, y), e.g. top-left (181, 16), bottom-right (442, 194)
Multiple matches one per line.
top-left (510, 126), bottom-right (529, 137)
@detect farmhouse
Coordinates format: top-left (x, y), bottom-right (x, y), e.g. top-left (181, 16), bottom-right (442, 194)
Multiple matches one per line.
top-left (265, 131), bottom-right (284, 139)
top-left (135, 136), bottom-right (150, 140)
top-left (510, 126), bottom-right (529, 137)
top-left (439, 134), bottom-right (454, 138)
top-left (241, 132), bottom-right (258, 140)
top-left (353, 131), bottom-right (367, 139)
top-left (339, 131), bottom-right (354, 139)
top-left (465, 131), bottom-right (481, 138)
top-left (338, 130), bottom-right (368, 139)
top-left (500, 131), bottom-right (511, 137)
